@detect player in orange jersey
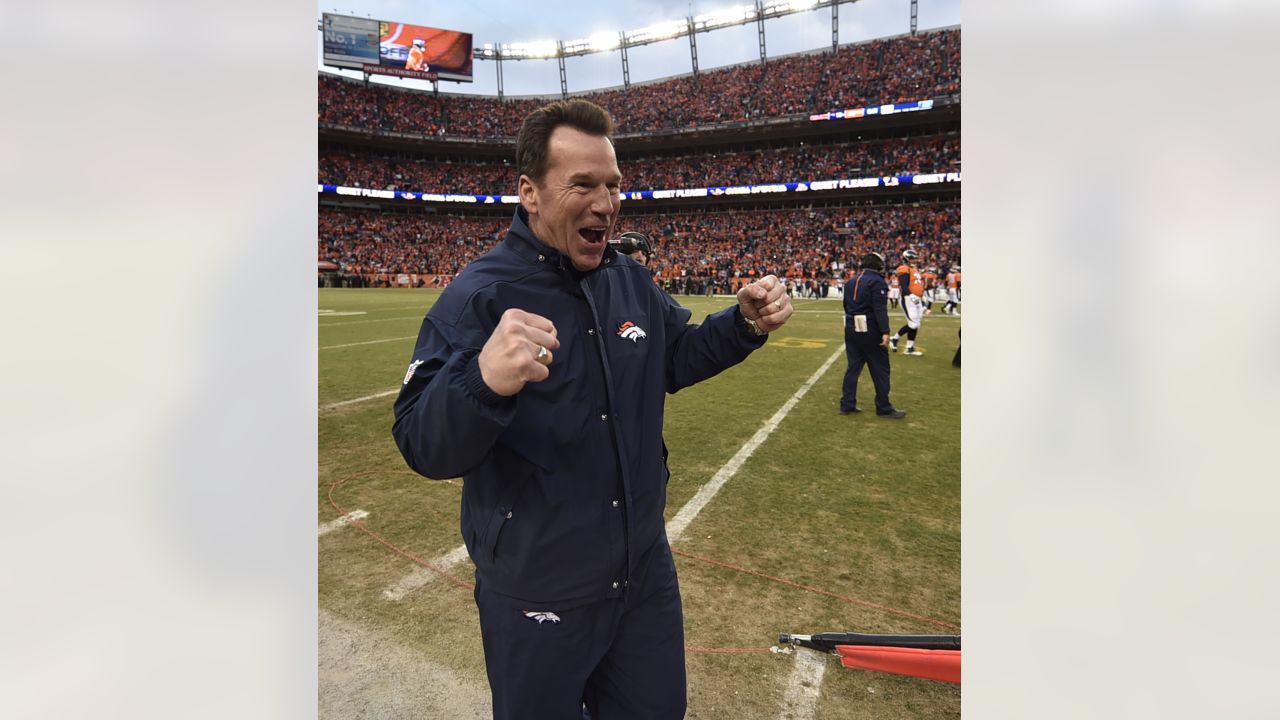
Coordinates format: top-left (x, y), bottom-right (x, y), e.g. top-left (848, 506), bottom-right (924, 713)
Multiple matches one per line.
top-left (943, 265), bottom-right (961, 315)
top-left (407, 38), bottom-right (429, 72)
top-left (887, 272), bottom-right (900, 309)
top-left (889, 249), bottom-right (925, 356)
top-left (921, 266), bottom-right (939, 312)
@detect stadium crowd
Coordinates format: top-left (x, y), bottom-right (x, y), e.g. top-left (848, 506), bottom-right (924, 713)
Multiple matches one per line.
top-left (619, 204), bottom-right (960, 287)
top-left (318, 204), bottom-right (959, 287)
top-left (318, 210), bottom-right (507, 279)
top-left (318, 134), bottom-right (959, 194)
top-left (318, 29), bottom-right (959, 138)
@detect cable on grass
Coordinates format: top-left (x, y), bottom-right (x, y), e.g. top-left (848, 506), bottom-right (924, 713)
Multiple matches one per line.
top-left (325, 471), bottom-right (956, 653)
top-left (671, 548), bottom-right (960, 632)
top-left (327, 470), bottom-right (474, 590)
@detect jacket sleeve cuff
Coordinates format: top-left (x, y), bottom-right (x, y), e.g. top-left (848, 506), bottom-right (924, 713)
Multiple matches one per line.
top-left (732, 305), bottom-right (770, 346)
top-left (463, 352), bottom-right (515, 410)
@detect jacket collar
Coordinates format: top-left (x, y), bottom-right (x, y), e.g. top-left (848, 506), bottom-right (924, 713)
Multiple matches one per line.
top-left (504, 206), bottom-right (619, 276)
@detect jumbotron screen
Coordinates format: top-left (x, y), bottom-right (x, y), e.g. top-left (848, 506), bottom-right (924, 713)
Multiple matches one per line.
top-left (322, 14), bottom-right (379, 70)
top-left (322, 13), bottom-right (474, 83)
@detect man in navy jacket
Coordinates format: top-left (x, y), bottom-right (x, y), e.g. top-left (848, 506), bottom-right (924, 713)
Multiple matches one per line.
top-left (392, 99), bottom-right (793, 719)
top-left (841, 251), bottom-right (907, 418)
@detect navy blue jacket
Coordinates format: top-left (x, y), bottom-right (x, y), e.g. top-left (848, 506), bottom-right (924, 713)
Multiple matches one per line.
top-left (843, 269), bottom-right (891, 335)
top-left (392, 208), bottom-right (766, 607)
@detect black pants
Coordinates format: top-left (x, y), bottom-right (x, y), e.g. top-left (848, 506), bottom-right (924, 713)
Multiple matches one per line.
top-left (475, 538), bottom-right (687, 720)
top-left (841, 326), bottom-right (892, 414)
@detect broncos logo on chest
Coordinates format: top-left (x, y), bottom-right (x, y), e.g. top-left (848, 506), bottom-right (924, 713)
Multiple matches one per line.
top-left (617, 321), bottom-right (647, 343)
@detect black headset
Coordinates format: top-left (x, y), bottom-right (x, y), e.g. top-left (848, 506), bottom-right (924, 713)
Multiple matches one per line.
top-left (609, 232), bottom-right (654, 263)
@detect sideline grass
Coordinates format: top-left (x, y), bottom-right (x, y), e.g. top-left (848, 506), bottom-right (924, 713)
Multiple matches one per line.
top-left (319, 287), bottom-right (960, 719)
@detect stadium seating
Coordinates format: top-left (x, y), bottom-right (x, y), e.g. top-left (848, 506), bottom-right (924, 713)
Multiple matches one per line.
top-left (318, 29), bottom-right (959, 138)
top-left (318, 204), bottom-right (959, 281)
top-left (319, 134), bottom-right (959, 194)
top-left (317, 28), bottom-right (960, 287)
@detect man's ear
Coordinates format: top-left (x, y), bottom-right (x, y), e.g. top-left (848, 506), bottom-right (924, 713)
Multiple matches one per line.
top-left (518, 174), bottom-right (538, 216)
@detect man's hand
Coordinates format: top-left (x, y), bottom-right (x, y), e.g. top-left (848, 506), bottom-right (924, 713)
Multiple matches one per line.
top-left (736, 274), bottom-right (794, 333)
top-left (478, 308), bottom-right (560, 396)
top-left (880, 333), bottom-right (890, 348)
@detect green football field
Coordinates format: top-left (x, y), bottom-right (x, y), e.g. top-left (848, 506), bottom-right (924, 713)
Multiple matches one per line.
top-left (319, 287), bottom-right (960, 719)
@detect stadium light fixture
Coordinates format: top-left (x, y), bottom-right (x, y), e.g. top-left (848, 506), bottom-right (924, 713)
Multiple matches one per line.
top-left (506, 39), bottom-right (559, 58)
top-left (475, 0), bottom-right (846, 61)
top-left (561, 31), bottom-right (621, 55)
top-left (695, 5), bottom-right (756, 29)
top-left (627, 19), bottom-right (687, 44)
top-left (586, 31), bottom-right (621, 52)
top-left (775, 0), bottom-right (821, 11)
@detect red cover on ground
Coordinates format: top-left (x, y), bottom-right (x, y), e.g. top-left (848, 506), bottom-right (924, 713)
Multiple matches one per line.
top-left (835, 645), bottom-right (961, 684)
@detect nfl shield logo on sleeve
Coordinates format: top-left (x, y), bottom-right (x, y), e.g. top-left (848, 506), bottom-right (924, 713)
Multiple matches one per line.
top-left (403, 359), bottom-right (424, 385)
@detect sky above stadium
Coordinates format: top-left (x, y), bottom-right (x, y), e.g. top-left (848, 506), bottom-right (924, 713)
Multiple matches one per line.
top-left (318, 0), bottom-right (960, 96)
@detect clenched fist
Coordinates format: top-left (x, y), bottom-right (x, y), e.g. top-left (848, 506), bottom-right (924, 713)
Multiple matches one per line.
top-left (736, 274), bottom-right (793, 333)
top-left (478, 308), bottom-right (560, 396)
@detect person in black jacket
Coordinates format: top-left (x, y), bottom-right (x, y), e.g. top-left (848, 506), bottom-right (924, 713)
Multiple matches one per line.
top-left (840, 251), bottom-right (907, 418)
top-left (391, 99), bottom-right (793, 720)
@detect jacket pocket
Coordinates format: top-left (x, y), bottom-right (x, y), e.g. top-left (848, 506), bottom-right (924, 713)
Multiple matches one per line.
top-left (476, 472), bottom-right (529, 563)
top-left (482, 506), bottom-right (511, 562)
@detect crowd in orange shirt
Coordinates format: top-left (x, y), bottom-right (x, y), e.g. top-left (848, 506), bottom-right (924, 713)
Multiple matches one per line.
top-left (318, 209), bottom-right (508, 277)
top-left (810, 28), bottom-right (961, 111)
top-left (318, 134), bottom-right (959, 194)
top-left (623, 135), bottom-right (959, 190)
top-left (318, 204), bottom-right (959, 282)
top-left (319, 152), bottom-right (512, 194)
top-left (615, 204), bottom-right (960, 283)
top-left (317, 29), bottom-right (960, 138)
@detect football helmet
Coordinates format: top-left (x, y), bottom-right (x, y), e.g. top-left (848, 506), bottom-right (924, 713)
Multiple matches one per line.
top-left (902, 249), bottom-right (918, 262)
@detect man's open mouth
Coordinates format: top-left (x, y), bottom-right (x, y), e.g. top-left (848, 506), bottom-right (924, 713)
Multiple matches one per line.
top-left (578, 227), bottom-right (606, 244)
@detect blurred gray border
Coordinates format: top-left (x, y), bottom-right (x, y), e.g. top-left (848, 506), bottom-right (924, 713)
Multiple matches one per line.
top-left (5, 1), bottom-right (1279, 717)
top-left (964, 4), bottom-right (1280, 717)
top-left (2, 0), bottom-right (317, 717)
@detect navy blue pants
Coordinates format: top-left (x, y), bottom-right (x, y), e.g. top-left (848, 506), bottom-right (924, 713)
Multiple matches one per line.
top-left (475, 538), bottom-right (687, 720)
top-left (841, 326), bottom-right (893, 414)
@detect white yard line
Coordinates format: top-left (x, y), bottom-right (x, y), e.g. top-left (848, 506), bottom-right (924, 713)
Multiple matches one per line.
top-left (321, 389), bottom-right (399, 412)
top-left (318, 509), bottom-right (369, 536)
top-left (379, 346), bottom-right (842, 601)
top-left (382, 545), bottom-right (473, 601)
top-left (665, 345), bottom-right (843, 542)
top-left (319, 315), bottom-right (423, 327)
top-left (793, 309), bottom-right (960, 317)
top-left (777, 648), bottom-right (829, 720)
top-left (321, 336), bottom-right (416, 350)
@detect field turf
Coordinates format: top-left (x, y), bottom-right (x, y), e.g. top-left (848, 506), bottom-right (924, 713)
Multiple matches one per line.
top-left (319, 287), bottom-right (960, 719)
